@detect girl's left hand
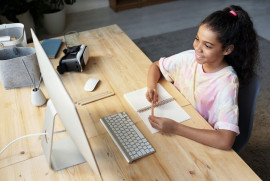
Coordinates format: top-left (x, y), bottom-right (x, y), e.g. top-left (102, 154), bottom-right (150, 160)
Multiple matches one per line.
top-left (148, 115), bottom-right (177, 133)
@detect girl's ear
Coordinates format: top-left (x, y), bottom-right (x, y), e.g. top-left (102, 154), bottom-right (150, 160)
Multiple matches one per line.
top-left (224, 45), bottom-right (234, 55)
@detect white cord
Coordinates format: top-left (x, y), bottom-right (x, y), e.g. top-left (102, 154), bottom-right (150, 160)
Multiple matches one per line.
top-left (0, 133), bottom-right (46, 155)
top-left (0, 130), bottom-right (66, 155)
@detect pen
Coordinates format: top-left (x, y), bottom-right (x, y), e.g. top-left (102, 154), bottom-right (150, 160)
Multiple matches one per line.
top-left (22, 59), bottom-right (35, 88)
top-left (37, 74), bottom-right (42, 90)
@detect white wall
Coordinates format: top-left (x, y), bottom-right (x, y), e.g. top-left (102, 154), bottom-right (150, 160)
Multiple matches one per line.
top-left (65, 0), bottom-right (109, 14)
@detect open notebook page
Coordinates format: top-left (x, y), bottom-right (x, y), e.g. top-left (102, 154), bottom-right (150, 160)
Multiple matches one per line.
top-left (124, 83), bottom-right (173, 112)
top-left (124, 84), bottom-right (190, 133)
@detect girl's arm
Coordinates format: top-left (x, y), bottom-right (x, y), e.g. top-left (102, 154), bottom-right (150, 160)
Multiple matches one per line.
top-left (148, 116), bottom-right (237, 150)
top-left (146, 61), bottom-right (161, 104)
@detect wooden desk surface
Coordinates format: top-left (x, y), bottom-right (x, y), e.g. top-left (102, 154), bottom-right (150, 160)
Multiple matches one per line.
top-left (0, 25), bottom-right (261, 181)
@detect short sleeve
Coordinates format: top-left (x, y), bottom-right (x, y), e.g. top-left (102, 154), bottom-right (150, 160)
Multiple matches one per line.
top-left (159, 57), bottom-right (175, 82)
top-left (214, 80), bottom-right (240, 134)
top-left (159, 50), bottom-right (195, 82)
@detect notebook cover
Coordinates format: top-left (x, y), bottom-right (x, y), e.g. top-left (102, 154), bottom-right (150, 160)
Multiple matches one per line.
top-left (41, 39), bottom-right (62, 59)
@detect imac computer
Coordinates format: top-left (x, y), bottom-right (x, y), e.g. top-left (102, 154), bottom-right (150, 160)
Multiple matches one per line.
top-left (30, 29), bottom-right (102, 180)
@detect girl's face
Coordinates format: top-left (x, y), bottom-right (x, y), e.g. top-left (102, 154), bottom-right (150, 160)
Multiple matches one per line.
top-left (193, 24), bottom-right (232, 72)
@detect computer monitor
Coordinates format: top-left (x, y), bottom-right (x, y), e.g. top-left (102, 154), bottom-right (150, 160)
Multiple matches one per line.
top-left (30, 29), bottom-right (102, 180)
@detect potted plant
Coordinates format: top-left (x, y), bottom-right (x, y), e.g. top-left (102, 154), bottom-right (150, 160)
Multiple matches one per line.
top-left (0, 0), bottom-right (35, 40)
top-left (28, 0), bottom-right (51, 29)
top-left (0, 0), bottom-right (29, 23)
top-left (42, 0), bottom-right (76, 34)
top-left (44, 0), bottom-right (76, 13)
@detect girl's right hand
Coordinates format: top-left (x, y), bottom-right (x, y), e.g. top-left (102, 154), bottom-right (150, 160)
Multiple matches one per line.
top-left (146, 87), bottom-right (159, 105)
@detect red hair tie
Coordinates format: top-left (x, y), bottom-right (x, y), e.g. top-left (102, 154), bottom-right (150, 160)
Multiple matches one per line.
top-left (229, 10), bottom-right (237, 17)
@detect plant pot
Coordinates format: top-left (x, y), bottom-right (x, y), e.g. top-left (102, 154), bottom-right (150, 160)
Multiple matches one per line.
top-left (43, 7), bottom-right (66, 34)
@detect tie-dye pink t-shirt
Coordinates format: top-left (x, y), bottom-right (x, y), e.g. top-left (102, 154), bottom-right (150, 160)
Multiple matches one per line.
top-left (159, 50), bottom-right (239, 134)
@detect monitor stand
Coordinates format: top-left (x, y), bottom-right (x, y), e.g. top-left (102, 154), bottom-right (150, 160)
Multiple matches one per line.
top-left (41, 99), bottom-right (86, 170)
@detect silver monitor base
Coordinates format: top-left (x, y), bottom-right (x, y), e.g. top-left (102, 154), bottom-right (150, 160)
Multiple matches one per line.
top-left (41, 100), bottom-right (86, 170)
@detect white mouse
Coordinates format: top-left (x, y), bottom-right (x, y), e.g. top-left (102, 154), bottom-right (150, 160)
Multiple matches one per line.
top-left (84, 78), bottom-right (100, 91)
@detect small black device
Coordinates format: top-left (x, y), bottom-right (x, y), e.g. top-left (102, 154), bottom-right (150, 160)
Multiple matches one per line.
top-left (57, 44), bottom-right (89, 74)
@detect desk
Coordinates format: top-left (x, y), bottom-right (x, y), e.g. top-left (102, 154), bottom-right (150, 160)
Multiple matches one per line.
top-left (0, 25), bottom-right (261, 181)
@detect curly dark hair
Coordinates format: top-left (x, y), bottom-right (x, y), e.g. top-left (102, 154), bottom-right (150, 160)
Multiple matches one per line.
top-left (200, 5), bottom-right (259, 83)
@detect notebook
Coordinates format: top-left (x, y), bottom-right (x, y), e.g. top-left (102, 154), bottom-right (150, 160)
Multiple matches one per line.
top-left (41, 39), bottom-right (62, 59)
top-left (124, 83), bottom-right (190, 133)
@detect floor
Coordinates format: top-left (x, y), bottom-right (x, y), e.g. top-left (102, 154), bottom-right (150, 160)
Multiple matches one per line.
top-left (38, 0), bottom-right (270, 41)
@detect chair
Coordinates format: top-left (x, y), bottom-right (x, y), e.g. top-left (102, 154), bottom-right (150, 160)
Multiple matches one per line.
top-left (232, 73), bottom-right (261, 153)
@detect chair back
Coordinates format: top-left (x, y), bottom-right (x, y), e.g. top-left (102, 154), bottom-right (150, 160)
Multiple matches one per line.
top-left (233, 74), bottom-right (260, 152)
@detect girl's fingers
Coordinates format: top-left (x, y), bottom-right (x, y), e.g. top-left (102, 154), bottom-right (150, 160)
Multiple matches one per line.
top-left (148, 116), bottom-right (160, 129)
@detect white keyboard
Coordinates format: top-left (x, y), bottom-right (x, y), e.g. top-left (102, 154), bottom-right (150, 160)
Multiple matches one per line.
top-left (100, 112), bottom-right (155, 163)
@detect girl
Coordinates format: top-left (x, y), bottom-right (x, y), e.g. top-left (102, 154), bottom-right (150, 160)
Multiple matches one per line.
top-left (146, 5), bottom-right (259, 150)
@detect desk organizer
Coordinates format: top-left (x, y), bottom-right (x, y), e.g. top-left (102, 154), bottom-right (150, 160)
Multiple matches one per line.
top-left (0, 23), bottom-right (27, 49)
top-left (0, 47), bottom-right (40, 89)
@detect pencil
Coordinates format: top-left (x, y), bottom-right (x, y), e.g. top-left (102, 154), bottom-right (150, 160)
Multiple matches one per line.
top-left (151, 102), bottom-right (154, 116)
